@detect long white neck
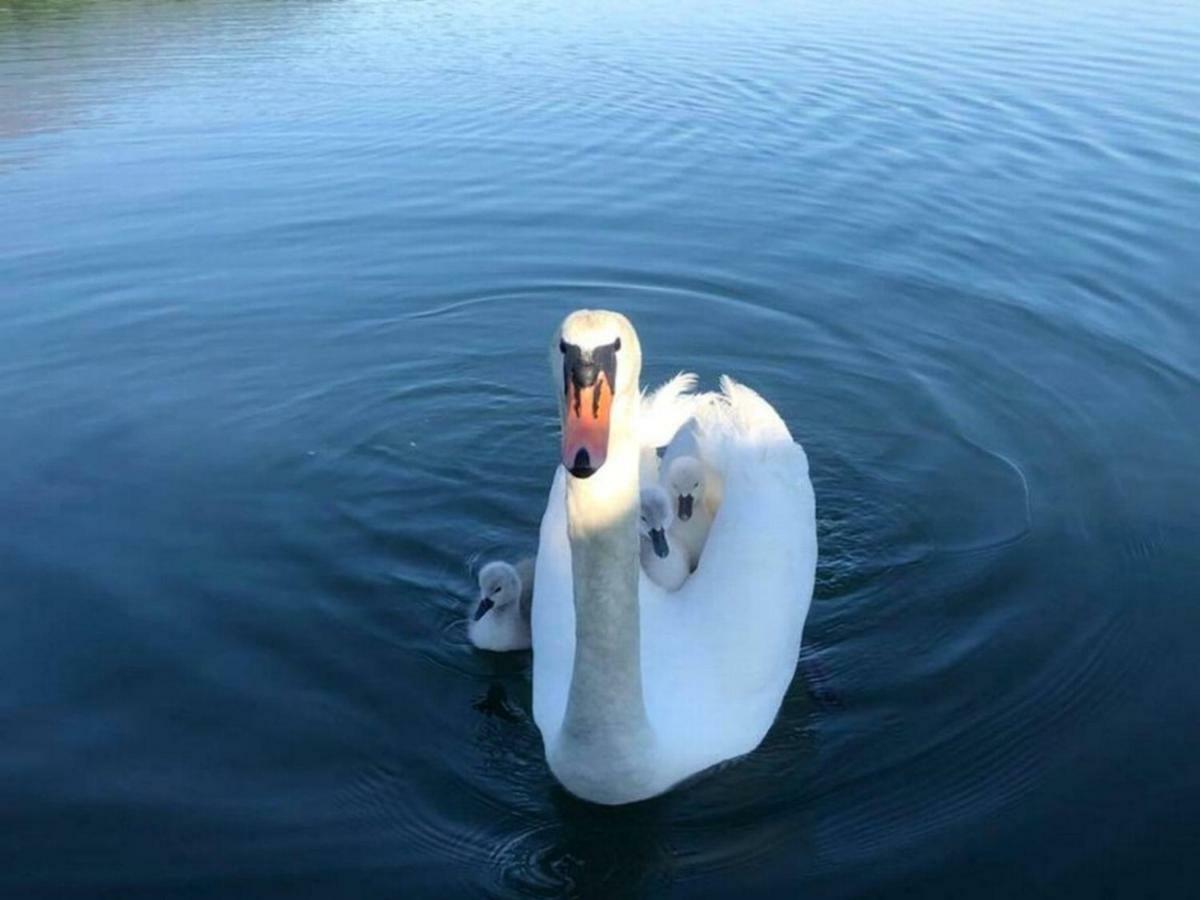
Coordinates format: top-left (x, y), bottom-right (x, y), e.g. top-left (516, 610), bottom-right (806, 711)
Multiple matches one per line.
top-left (549, 417), bottom-right (658, 803)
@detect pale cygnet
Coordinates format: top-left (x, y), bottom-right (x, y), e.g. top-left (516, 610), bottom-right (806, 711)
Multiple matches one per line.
top-left (468, 558), bottom-right (534, 651)
top-left (665, 455), bottom-right (713, 571)
top-left (638, 486), bottom-right (689, 591)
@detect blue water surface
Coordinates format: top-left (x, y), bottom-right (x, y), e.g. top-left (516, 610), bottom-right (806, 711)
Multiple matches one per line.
top-left (2, 0), bottom-right (1199, 896)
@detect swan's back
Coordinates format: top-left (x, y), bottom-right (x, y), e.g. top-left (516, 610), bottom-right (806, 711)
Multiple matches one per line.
top-left (533, 377), bottom-right (816, 792)
top-left (640, 378), bottom-right (815, 779)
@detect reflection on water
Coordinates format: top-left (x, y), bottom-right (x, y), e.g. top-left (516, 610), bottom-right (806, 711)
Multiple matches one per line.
top-left (0, 1), bottom-right (309, 146)
top-left (1, 0), bottom-right (1199, 896)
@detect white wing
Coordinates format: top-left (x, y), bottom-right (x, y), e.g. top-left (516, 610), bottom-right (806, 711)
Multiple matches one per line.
top-left (637, 372), bottom-right (700, 487)
top-left (638, 372), bottom-right (699, 449)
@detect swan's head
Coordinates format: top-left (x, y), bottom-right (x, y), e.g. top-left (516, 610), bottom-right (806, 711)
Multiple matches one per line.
top-left (666, 456), bottom-right (705, 521)
top-left (638, 486), bottom-right (674, 559)
top-left (474, 561), bottom-right (522, 622)
top-left (551, 310), bottom-right (642, 479)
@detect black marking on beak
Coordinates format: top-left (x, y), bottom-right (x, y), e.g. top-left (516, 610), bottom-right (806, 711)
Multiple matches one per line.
top-left (570, 448), bottom-right (593, 478)
top-left (677, 494), bottom-right (694, 521)
top-left (561, 338), bottom-right (620, 418)
top-left (650, 528), bottom-right (669, 559)
top-left (473, 596), bottom-right (494, 621)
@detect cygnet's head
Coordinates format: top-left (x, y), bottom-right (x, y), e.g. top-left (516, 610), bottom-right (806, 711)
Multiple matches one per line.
top-left (638, 486), bottom-right (674, 559)
top-left (666, 456), bottom-right (705, 521)
top-left (474, 561), bottom-right (522, 622)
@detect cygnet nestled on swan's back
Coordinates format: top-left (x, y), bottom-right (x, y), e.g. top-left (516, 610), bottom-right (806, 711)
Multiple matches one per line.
top-left (468, 558), bottom-right (534, 651)
top-left (664, 455), bottom-right (714, 571)
top-left (638, 486), bottom-right (689, 591)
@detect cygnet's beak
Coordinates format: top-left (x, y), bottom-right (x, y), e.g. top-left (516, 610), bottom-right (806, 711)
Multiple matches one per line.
top-left (473, 596), bottom-right (494, 621)
top-left (677, 494), bottom-right (694, 521)
top-left (649, 528), bottom-right (670, 559)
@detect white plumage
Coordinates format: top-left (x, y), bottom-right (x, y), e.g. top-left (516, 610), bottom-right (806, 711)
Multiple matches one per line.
top-left (468, 559), bottom-right (534, 651)
top-left (533, 311), bottom-right (816, 805)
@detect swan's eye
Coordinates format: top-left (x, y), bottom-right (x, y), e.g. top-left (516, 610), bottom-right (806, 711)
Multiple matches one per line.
top-left (559, 339), bottom-right (567, 354)
top-left (613, 337), bottom-right (621, 351)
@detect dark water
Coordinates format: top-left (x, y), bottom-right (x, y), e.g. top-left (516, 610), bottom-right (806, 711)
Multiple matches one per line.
top-left (2, 0), bottom-right (1199, 896)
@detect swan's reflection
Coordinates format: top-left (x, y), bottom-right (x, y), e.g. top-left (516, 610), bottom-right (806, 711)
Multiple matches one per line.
top-left (0, 0), bottom-right (327, 146)
top-left (475, 673), bottom-right (822, 898)
top-left (473, 682), bottom-right (521, 723)
top-left (492, 788), bottom-right (674, 900)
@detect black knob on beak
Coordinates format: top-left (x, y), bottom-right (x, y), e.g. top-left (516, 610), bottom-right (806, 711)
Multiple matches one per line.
top-left (572, 360), bottom-right (600, 388)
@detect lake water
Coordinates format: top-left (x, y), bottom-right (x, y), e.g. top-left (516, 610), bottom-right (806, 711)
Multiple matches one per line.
top-left (2, 0), bottom-right (1198, 896)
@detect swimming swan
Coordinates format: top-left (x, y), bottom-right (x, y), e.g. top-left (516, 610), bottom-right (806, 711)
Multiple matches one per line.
top-left (468, 559), bottom-right (534, 651)
top-left (638, 485), bottom-right (689, 591)
top-left (532, 309), bottom-right (817, 804)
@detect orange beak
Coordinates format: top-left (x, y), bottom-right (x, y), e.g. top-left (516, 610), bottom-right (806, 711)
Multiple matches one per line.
top-left (562, 373), bottom-right (613, 478)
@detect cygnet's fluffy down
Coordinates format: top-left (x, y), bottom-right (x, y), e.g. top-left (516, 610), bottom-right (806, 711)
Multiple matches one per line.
top-left (468, 558), bottom-right (534, 651)
top-left (638, 486), bottom-right (689, 591)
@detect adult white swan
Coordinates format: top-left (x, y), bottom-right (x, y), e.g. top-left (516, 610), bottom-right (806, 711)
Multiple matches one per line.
top-left (532, 310), bottom-right (817, 804)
